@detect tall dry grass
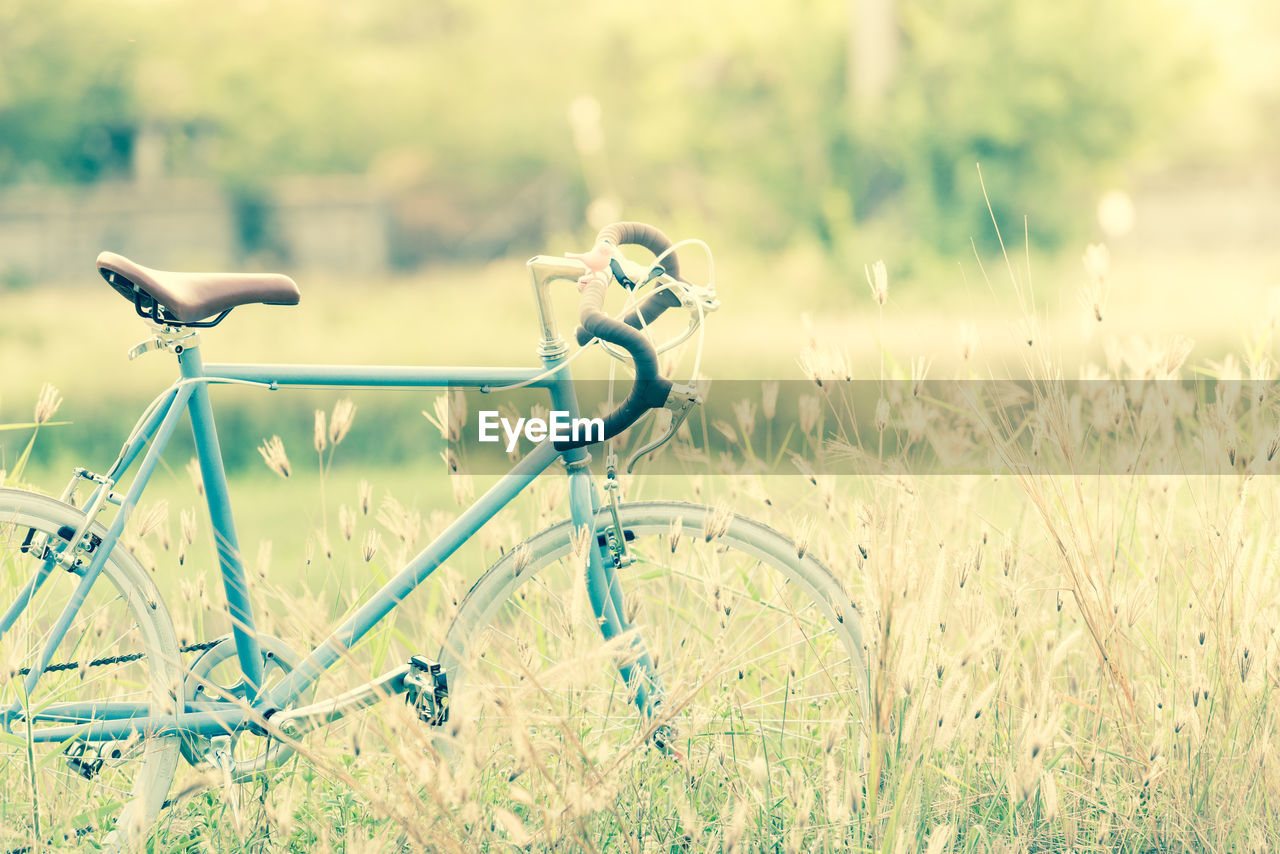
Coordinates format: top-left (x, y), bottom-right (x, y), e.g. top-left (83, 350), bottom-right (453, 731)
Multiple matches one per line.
top-left (5, 236), bottom-right (1280, 853)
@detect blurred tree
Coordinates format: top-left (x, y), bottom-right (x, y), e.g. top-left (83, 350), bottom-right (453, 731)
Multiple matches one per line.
top-left (849, 0), bottom-right (899, 116)
top-left (0, 0), bottom-right (137, 183)
top-left (852, 0), bottom-right (1203, 252)
top-left (0, 0), bottom-right (1206, 261)
top-left (596, 0), bottom-right (1202, 256)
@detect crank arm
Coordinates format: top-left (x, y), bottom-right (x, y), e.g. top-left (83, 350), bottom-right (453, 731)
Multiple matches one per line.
top-left (625, 382), bottom-right (701, 474)
top-left (273, 666), bottom-right (409, 738)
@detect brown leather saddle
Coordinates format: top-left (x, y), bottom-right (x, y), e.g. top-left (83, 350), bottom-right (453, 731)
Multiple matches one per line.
top-left (97, 251), bottom-right (301, 326)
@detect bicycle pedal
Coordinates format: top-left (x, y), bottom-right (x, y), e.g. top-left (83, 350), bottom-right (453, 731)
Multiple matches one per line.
top-left (64, 741), bottom-right (103, 781)
top-left (404, 655), bottom-right (449, 725)
top-left (652, 724), bottom-right (684, 762)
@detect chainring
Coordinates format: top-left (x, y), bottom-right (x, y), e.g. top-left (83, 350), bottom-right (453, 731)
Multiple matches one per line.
top-left (179, 633), bottom-right (303, 778)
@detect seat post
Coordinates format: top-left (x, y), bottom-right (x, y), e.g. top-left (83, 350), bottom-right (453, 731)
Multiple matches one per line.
top-left (179, 344), bottom-right (267, 699)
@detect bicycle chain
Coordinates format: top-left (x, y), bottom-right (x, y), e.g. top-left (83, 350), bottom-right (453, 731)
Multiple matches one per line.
top-left (16, 639), bottom-right (222, 676)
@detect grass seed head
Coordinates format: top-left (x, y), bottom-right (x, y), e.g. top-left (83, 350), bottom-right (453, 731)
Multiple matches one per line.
top-left (494, 807), bottom-right (533, 847)
top-left (712, 419), bottom-right (738, 446)
top-left (910, 356), bottom-right (931, 397)
top-left (762, 380), bottom-right (779, 421)
top-left (257, 435), bottom-right (291, 478)
top-left (798, 342), bottom-right (852, 387)
top-left (702, 504), bottom-right (733, 542)
top-left (423, 394), bottom-right (455, 442)
top-left (134, 500), bottom-right (168, 539)
top-left (733, 399), bottom-right (757, 438)
top-left (865, 259), bottom-right (888, 306)
top-left (511, 542), bottom-right (532, 575)
top-left (256, 541), bottom-right (272, 579)
top-left (451, 472), bottom-right (475, 505)
top-left (724, 797), bottom-right (750, 853)
top-left (185, 456), bottom-right (204, 496)
top-left (313, 409), bottom-right (327, 454)
top-left (33, 382), bottom-right (62, 424)
top-left (1081, 242), bottom-right (1110, 322)
top-left (329, 398), bottom-right (357, 445)
top-left (798, 395), bottom-right (821, 436)
top-left (180, 507), bottom-right (198, 545)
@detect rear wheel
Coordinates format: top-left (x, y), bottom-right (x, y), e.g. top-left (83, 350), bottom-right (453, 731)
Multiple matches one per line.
top-left (0, 488), bottom-right (181, 852)
top-left (439, 501), bottom-right (868, 848)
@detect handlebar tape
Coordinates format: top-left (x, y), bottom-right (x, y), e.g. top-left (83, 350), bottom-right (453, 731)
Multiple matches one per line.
top-left (573, 221), bottom-right (685, 347)
top-left (596, 222), bottom-right (683, 280)
top-left (556, 276), bottom-right (673, 451)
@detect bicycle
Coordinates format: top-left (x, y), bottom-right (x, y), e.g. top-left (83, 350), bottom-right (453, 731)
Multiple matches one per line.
top-left (0, 221), bottom-right (868, 850)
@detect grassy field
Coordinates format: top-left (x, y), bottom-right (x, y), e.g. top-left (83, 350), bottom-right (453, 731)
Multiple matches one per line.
top-left (3, 236), bottom-right (1280, 851)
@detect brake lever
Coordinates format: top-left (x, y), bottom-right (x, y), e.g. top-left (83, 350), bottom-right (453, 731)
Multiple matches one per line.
top-left (625, 382), bottom-right (702, 474)
top-left (609, 257), bottom-right (666, 290)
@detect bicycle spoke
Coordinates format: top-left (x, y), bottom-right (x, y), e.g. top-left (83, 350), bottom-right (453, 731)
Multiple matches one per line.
top-left (441, 505), bottom-right (865, 850)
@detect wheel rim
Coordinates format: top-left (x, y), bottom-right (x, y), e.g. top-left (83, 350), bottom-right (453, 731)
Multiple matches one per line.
top-left (439, 503), bottom-right (865, 847)
top-left (0, 495), bottom-right (179, 850)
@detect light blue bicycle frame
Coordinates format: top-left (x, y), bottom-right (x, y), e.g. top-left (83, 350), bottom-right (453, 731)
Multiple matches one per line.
top-left (4, 256), bottom-right (653, 744)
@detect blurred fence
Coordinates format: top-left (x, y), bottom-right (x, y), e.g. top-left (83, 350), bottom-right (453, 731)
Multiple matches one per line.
top-left (0, 177), bottom-right (384, 282)
top-left (0, 174), bottom-right (572, 284)
top-left (1127, 170), bottom-right (1280, 251)
top-left (5, 167), bottom-right (1274, 287)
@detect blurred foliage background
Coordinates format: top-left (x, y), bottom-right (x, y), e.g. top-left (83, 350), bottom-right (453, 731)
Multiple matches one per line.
top-left (4, 0), bottom-right (1267, 262)
top-left (2, 0), bottom-right (1280, 476)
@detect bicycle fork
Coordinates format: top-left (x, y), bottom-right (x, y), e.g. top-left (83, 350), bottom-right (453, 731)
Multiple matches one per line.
top-left (564, 461), bottom-right (665, 722)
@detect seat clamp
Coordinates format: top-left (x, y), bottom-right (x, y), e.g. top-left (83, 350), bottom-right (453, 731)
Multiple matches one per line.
top-left (128, 328), bottom-right (200, 361)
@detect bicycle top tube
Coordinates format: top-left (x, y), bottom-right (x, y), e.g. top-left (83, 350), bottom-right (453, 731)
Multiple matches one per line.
top-left (198, 362), bottom-right (553, 391)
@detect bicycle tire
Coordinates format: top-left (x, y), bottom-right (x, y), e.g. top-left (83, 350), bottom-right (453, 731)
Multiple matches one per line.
top-left (0, 487), bottom-right (181, 852)
top-left (437, 500), bottom-right (868, 848)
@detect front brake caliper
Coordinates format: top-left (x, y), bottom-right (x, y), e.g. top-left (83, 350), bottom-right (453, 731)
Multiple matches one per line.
top-left (602, 451), bottom-right (631, 568)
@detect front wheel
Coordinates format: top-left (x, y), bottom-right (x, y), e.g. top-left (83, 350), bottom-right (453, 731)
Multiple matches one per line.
top-left (438, 501), bottom-right (868, 849)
